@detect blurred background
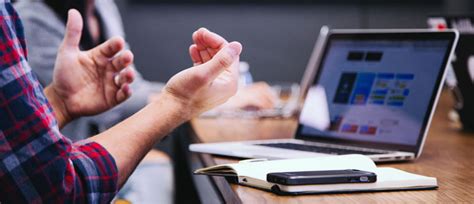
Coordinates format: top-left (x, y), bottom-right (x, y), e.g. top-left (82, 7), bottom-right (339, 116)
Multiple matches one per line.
top-left (113, 0), bottom-right (473, 83)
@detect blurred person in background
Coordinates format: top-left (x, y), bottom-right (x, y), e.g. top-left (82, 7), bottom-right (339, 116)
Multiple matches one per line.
top-left (15, 0), bottom-right (275, 203)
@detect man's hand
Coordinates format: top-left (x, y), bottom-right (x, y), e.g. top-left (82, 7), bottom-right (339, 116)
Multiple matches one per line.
top-left (45, 9), bottom-right (135, 127)
top-left (162, 29), bottom-right (242, 118)
top-left (189, 28), bottom-right (277, 111)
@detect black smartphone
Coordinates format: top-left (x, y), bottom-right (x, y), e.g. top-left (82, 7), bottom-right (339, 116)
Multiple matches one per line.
top-left (266, 169), bottom-right (377, 185)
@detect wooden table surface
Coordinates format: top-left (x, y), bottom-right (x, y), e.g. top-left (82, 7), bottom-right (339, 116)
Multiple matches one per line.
top-left (191, 90), bottom-right (474, 203)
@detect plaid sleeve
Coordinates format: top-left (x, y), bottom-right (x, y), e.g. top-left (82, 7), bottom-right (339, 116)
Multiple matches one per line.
top-left (0, 1), bottom-right (118, 203)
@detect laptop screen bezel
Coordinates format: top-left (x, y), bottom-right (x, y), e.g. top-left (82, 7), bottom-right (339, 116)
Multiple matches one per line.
top-left (294, 30), bottom-right (458, 154)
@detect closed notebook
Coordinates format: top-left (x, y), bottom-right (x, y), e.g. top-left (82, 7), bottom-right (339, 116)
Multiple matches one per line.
top-left (194, 155), bottom-right (437, 195)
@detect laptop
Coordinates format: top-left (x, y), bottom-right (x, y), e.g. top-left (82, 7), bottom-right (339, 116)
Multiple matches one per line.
top-left (190, 29), bottom-right (459, 162)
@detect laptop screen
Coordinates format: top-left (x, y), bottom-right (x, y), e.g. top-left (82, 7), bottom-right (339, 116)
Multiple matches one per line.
top-left (297, 32), bottom-right (456, 153)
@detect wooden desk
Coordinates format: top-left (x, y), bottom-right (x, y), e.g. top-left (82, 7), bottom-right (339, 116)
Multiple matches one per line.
top-left (190, 90), bottom-right (474, 203)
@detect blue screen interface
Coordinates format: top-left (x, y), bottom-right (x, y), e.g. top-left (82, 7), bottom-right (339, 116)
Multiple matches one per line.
top-left (300, 39), bottom-right (450, 146)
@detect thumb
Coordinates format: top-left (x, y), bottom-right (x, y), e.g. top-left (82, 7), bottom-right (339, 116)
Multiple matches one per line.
top-left (197, 41), bottom-right (242, 81)
top-left (61, 9), bottom-right (83, 50)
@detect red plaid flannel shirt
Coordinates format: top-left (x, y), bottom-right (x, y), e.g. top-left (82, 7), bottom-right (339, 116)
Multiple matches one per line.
top-left (0, 1), bottom-right (118, 203)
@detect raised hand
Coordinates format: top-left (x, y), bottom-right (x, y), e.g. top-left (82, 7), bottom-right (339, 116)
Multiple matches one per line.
top-left (45, 9), bottom-right (135, 126)
top-left (163, 41), bottom-right (243, 117)
top-left (188, 28), bottom-right (277, 111)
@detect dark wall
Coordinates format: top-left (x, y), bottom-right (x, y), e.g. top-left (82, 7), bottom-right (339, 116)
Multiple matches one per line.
top-left (115, 0), bottom-right (473, 83)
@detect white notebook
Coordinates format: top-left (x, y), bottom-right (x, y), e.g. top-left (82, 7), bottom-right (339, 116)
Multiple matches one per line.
top-left (194, 155), bottom-right (437, 195)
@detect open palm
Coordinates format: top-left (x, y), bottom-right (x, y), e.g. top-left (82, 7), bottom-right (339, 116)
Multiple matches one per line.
top-left (50, 10), bottom-right (134, 119)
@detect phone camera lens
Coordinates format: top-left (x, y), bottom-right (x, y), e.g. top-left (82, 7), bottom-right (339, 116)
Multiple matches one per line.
top-left (360, 176), bottom-right (369, 182)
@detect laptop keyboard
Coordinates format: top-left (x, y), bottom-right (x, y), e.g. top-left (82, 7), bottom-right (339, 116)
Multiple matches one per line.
top-left (256, 143), bottom-right (386, 155)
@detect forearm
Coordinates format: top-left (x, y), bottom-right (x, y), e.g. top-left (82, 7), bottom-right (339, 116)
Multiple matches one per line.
top-left (88, 93), bottom-right (190, 187)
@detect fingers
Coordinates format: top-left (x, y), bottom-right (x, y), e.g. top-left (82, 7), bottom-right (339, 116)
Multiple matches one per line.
top-left (61, 9), bottom-right (83, 50)
top-left (87, 37), bottom-right (129, 69)
top-left (193, 28), bottom-right (228, 49)
top-left (115, 83), bottom-right (132, 104)
top-left (192, 28), bottom-right (207, 49)
top-left (191, 28), bottom-right (229, 63)
top-left (115, 67), bottom-right (135, 87)
top-left (92, 37), bottom-right (126, 59)
top-left (110, 50), bottom-right (134, 72)
top-left (189, 44), bottom-right (202, 65)
top-left (87, 37), bottom-right (132, 73)
top-left (202, 29), bottom-right (228, 49)
top-left (199, 48), bottom-right (212, 63)
top-left (197, 41), bottom-right (242, 82)
top-left (192, 29), bottom-right (212, 62)
top-left (113, 67), bottom-right (134, 105)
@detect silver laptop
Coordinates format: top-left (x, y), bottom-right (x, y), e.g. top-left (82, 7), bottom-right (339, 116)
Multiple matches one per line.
top-left (190, 29), bottom-right (459, 162)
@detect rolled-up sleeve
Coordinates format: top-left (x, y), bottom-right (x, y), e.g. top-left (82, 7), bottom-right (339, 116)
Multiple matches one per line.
top-left (69, 142), bottom-right (118, 202)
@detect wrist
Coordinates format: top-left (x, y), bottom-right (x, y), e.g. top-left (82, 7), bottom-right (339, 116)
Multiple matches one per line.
top-left (152, 92), bottom-right (193, 123)
top-left (44, 85), bottom-right (72, 128)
